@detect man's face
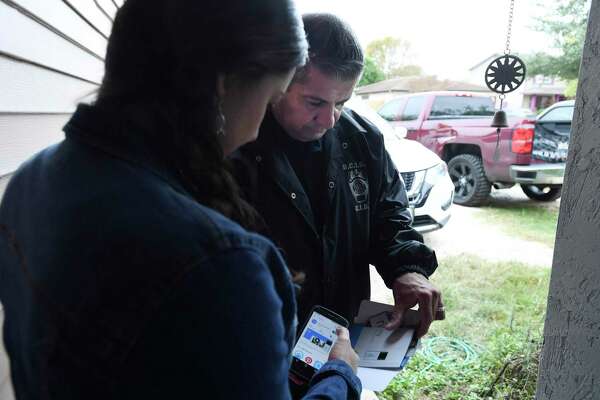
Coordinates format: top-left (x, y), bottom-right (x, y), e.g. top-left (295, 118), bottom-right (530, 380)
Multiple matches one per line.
top-left (272, 66), bottom-right (359, 142)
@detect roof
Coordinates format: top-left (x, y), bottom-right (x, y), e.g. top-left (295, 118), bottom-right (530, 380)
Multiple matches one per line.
top-left (522, 86), bottom-right (567, 95)
top-left (384, 90), bottom-right (496, 98)
top-left (356, 76), bottom-right (490, 95)
top-left (355, 77), bottom-right (417, 94)
top-left (469, 53), bottom-right (502, 71)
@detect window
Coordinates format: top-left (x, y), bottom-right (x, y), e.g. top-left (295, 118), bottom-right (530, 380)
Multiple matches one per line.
top-left (428, 96), bottom-right (495, 119)
top-left (538, 106), bottom-right (574, 122)
top-left (378, 98), bottom-right (403, 121)
top-left (401, 96), bottom-right (425, 121)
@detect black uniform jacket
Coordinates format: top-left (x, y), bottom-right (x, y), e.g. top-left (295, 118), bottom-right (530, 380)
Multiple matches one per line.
top-left (232, 109), bottom-right (438, 323)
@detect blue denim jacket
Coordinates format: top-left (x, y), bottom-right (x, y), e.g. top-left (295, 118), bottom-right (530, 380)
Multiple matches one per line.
top-left (0, 105), bottom-right (361, 399)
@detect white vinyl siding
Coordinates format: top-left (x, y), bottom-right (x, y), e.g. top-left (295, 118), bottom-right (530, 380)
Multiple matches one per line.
top-left (0, 0), bottom-right (117, 176)
top-left (0, 2), bottom-right (104, 83)
top-left (0, 56), bottom-right (98, 113)
top-left (6, 0), bottom-right (108, 58)
top-left (95, 0), bottom-right (118, 21)
top-left (62, 0), bottom-right (113, 37)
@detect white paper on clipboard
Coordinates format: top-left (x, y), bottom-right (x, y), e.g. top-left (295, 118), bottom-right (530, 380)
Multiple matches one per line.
top-left (354, 326), bottom-right (413, 368)
top-left (350, 300), bottom-right (421, 391)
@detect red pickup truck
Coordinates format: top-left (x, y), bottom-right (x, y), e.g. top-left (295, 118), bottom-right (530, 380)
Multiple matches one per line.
top-left (378, 91), bottom-right (569, 206)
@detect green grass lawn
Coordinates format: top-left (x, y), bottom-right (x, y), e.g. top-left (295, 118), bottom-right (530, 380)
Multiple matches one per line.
top-left (380, 254), bottom-right (551, 400)
top-left (476, 205), bottom-right (559, 247)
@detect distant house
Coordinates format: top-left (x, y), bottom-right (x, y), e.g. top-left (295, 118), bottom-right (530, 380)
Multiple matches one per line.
top-left (355, 76), bottom-right (490, 108)
top-left (466, 54), bottom-right (567, 112)
top-left (520, 75), bottom-right (568, 111)
top-left (0, 0), bottom-right (120, 177)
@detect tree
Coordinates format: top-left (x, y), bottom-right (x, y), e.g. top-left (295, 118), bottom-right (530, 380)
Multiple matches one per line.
top-left (389, 64), bottom-right (423, 77)
top-left (525, 0), bottom-right (591, 80)
top-left (366, 37), bottom-right (414, 77)
top-left (564, 78), bottom-right (578, 97)
top-left (359, 57), bottom-right (385, 86)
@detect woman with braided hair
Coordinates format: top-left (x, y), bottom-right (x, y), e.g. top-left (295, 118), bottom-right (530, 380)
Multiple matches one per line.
top-left (0, 1), bottom-right (360, 398)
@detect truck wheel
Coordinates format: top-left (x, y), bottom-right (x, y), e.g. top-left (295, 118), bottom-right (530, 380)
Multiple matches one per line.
top-left (521, 184), bottom-right (562, 202)
top-left (448, 154), bottom-right (491, 206)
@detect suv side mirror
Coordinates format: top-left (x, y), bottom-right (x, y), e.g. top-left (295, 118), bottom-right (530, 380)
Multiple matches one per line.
top-left (394, 126), bottom-right (408, 139)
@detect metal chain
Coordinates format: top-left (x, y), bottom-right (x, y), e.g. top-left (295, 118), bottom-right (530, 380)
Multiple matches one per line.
top-left (495, 0), bottom-right (516, 159)
top-left (504, 0), bottom-right (515, 54)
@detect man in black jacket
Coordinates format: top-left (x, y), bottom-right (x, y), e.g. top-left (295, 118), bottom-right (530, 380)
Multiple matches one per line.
top-left (233, 13), bottom-right (443, 338)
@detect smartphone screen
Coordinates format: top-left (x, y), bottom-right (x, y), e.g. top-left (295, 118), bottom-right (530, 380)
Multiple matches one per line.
top-left (290, 307), bottom-right (348, 381)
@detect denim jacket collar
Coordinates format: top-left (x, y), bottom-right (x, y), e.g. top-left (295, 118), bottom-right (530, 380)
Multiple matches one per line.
top-left (64, 103), bottom-right (189, 196)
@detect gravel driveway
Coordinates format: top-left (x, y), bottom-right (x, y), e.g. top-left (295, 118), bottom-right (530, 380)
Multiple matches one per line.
top-left (425, 188), bottom-right (556, 268)
top-left (371, 186), bottom-right (558, 304)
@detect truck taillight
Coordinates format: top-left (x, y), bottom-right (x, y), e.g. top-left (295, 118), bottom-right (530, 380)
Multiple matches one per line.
top-left (511, 126), bottom-right (534, 154)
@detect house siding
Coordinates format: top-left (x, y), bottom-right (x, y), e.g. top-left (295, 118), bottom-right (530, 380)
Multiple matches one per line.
top-left (0, 0), bottom-right (117, 176)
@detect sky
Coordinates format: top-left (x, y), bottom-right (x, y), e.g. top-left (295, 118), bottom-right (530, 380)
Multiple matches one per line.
top-left (294, 0), bottom-right (555, 81)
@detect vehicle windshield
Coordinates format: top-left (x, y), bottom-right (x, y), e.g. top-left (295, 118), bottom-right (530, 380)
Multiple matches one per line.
top-left (538, 105), bottom-right (574, 122)
top-left (506, 107), bottom-right (537, 120)
top-left (428, 96), bottom-right (495, 119)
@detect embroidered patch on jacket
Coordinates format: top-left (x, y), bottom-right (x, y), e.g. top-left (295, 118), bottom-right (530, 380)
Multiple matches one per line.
top-left (343, 162), bottom-right (369, 212)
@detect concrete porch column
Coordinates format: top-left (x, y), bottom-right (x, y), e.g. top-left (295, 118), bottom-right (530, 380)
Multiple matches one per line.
top-left (536, 1), bottom-right (600, 398)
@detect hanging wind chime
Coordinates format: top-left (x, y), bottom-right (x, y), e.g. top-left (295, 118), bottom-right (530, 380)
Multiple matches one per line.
top-left (485, 0), bottom-right (526, 159)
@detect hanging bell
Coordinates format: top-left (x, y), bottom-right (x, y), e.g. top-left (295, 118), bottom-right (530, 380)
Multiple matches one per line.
top-left (491, 110), bottom-right (508, 128)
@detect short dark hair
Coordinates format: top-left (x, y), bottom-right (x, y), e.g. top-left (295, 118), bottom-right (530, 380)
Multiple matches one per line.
top-left (295, 13), bottom-right (364, 82)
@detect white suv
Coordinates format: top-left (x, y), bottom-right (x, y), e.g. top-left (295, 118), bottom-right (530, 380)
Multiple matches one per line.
top-left (347, 98), bottom-right (454, 233)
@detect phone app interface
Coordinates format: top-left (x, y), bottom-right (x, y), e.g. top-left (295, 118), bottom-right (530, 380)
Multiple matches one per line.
top-left (292, 311), bottom-right (340, 370)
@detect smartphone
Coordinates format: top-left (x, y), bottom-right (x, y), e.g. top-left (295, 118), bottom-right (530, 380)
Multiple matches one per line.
top-left (290, 305), bottom-right (349, 383)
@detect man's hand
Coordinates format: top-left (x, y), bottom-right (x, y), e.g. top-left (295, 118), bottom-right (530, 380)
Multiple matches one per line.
top-left (384, 272), bottom-right (443, 338)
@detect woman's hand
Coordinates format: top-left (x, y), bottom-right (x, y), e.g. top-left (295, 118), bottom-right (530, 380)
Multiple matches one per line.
top-left (328, 327), bottom-right (359, 373)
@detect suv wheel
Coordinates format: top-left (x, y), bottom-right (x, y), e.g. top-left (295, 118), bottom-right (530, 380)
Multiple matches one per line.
top-left (448, 154), bottom-right (491, 206)
top-left (521, 184), bottom-right (562, 202)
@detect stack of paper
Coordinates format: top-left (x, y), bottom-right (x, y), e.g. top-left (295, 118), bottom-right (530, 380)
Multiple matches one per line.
top-left (349, 300), bottom-right (421, 391)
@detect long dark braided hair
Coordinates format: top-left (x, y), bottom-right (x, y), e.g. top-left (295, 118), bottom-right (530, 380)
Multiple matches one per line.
top-left (95, 0), bottom-right (307, 228)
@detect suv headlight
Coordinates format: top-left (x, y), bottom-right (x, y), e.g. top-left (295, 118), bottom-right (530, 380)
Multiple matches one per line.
top-left (424, 162), bottom-right (448, 187)
top-left (411, 162), bottom-right (448, 207)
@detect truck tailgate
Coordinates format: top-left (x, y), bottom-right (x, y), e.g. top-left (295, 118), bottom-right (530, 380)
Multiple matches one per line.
top-left (532, 121), bottom-right (571, 163)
